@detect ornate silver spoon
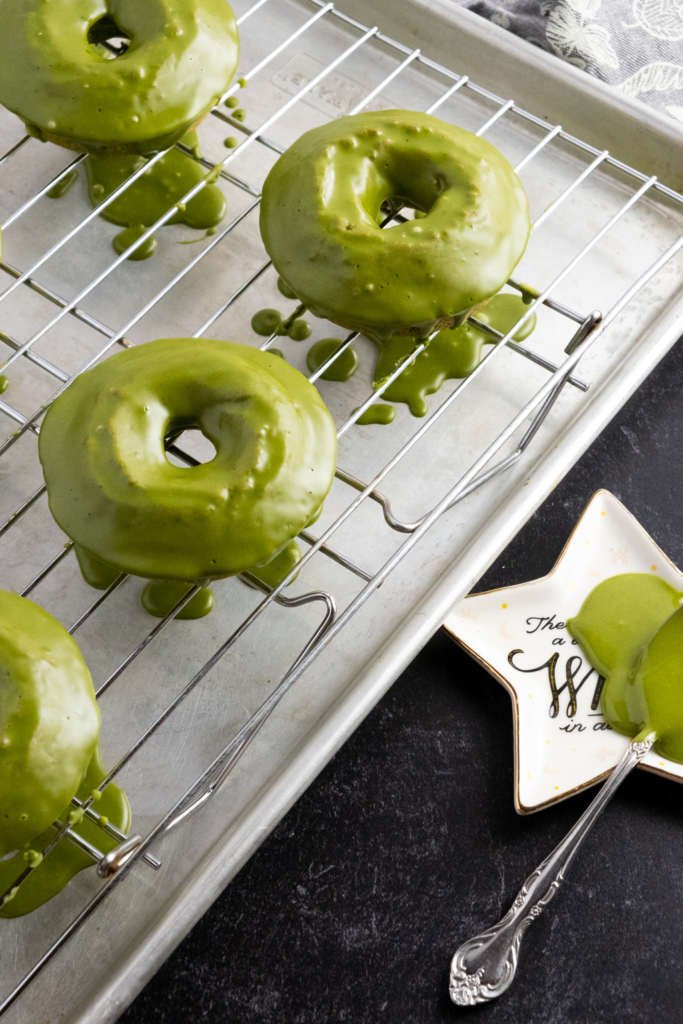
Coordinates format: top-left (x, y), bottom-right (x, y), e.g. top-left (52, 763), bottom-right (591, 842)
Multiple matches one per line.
top-left (449, 732), bottom-right (655, 1006)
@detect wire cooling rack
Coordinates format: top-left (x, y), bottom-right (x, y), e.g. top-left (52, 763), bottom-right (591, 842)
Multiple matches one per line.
top-left (0, 0), bottom-right (681, 1016)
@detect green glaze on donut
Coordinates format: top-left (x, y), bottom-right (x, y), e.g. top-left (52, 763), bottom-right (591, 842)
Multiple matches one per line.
top-left (0, 747), bottom-right (130, 917)
top-left (47, 169), bottom-right (79, 199)
top-left (277, 277), bottom-right (298, 300)
top-left (113, 224), bottom-right (157, 261)
top-left (87, 131), bottom-right (226, 239)
top-left (74, 545), bottom-right (121, 590)
top-left (260, 111), bottom-right (530, 336)
top-left (307, 339), bottom-right (358, 382)
top-left (0, 590), bottom-right (100, 857)
top-left (140, 579), bottom-right (214, 619)
top-left (356, 403), bottom-right (396, 426)
top-left (373, 293), bottom-right (536, 417)
top-left (39, 338), bottom-right (337, 583)
top-left (0, 0), bottom-right (239, 154)
top-left (568, 574), bottom-right (683, 763)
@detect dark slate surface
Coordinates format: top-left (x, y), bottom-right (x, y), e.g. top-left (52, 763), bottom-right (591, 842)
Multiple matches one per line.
top-left (120, 342), bottom-right (682, 1024)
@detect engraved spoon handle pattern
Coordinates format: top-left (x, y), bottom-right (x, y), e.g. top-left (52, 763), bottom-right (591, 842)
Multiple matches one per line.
top-left (449, 733), bottom-right (656, 1006)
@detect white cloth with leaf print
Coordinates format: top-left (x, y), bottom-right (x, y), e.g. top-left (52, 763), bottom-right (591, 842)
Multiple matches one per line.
top-left (459, 0), bottom-right (683, 122)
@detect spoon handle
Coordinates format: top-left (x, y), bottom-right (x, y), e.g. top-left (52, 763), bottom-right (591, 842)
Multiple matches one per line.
top-left (449, 733), bottom-right (655, 1006)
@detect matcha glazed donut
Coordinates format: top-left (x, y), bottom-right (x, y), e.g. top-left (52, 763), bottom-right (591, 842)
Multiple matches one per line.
top-left (0, 590), bottom-right (100, 857)
top-left (0, 0), bottom-right (239, 154)
top-left (39, 339), bottom-right (338, 582)
top-left (260, 111), bottom-right (531, 336)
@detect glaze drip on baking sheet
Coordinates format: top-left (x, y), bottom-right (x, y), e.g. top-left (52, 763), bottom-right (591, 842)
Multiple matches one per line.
top-left (87, 131), bottom-right (226, 258)
top-left (371, 293), bottom-right (536, 417)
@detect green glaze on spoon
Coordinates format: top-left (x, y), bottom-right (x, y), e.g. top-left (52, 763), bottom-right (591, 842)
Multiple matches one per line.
top-left (307, 338), bottom-right (358, 382)
top-left (113, 224), bottom-right (157, 261)
top-left (86, 131), bottom-right (226, 256)
top-left (140, 580), bottom-right (214, 620)
top-left (47, 169), bottom-right (79, 200)
top-left (0, 748), bottom-right (130, 918)
top-left (568, 573), bottom-right (683, 763)
top-left (249, 539), bottom-right (301, 589)
top-left (356, 403), bottom-right (396, 426)
top-left (373, 292), bottom-right (536, 417)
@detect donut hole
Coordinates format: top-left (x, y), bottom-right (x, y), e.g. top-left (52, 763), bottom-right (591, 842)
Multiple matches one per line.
top-left (375, 152), bottom-right (450, 229)
top-left (87, 15), bottom-right (132, 58)
top-left (380, 197), bottom-right (427, 224)
top-left (165, 427), bottom-right (217, 468)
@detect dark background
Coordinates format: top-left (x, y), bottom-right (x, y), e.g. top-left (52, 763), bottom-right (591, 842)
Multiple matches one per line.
top-left (121, 342), bottom-right (682, 1024)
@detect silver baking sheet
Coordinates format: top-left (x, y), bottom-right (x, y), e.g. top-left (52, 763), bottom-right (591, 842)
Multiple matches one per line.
top-left (0, 1), bottom-right (681, 1021)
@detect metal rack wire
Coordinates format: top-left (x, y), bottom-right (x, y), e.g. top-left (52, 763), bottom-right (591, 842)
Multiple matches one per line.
top-left (0, 0), bottom-right (681, 1014)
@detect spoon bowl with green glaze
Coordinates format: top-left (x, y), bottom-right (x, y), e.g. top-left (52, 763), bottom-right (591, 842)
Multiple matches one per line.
top-left (449, 573), bottom-right (683, 1006)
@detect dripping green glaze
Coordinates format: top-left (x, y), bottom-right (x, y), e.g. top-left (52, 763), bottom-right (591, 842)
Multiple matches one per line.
top-left (74, 545), bottom-right (121, 590)
top-left (140, 580), bottom-right (214, 620)
top-left (518, 282), bottom-right (540, 305)
top-left (251, 305), bottom-right (310, 340)
top-left (86, 131), bottom-right (226, 256)
top-left (356, 403), bottom-right (395, 426)
top-left (277, 277), bottom-right (298, 300)
top-left (0, 375), bottom-right (7, 395)
top-left (0, 590), bottom-right (100, 856)
top-left (373, 293), bottom-right (536, 417)
top-left (47, 169), bottom-right (79, 199)
top-left (287, 318), bottom-right (311, 341)
top-left (249, 540), bottom-right (301, 589)
top-left (0, 590), bottom-right (130, 916)
top-left (223, 136), bottom-right (238, 149)
top-left (113, 224), bottom-right (157, 261)
top-left (0, 749), bottom-right (130, 918)
top-left (307, 338), bottom-right (358, 382)
top-left (568, 573), bottom-right (683, 764)
top-left (251, 308), bottom-right (283, 336)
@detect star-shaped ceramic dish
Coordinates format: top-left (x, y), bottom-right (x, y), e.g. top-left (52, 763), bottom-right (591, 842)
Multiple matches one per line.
top-left (444, 490), bottom-right (683, 813)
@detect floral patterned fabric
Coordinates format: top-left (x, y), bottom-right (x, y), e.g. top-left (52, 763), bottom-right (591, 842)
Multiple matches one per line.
top-left (458, 0), bottom-right (683, 122)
